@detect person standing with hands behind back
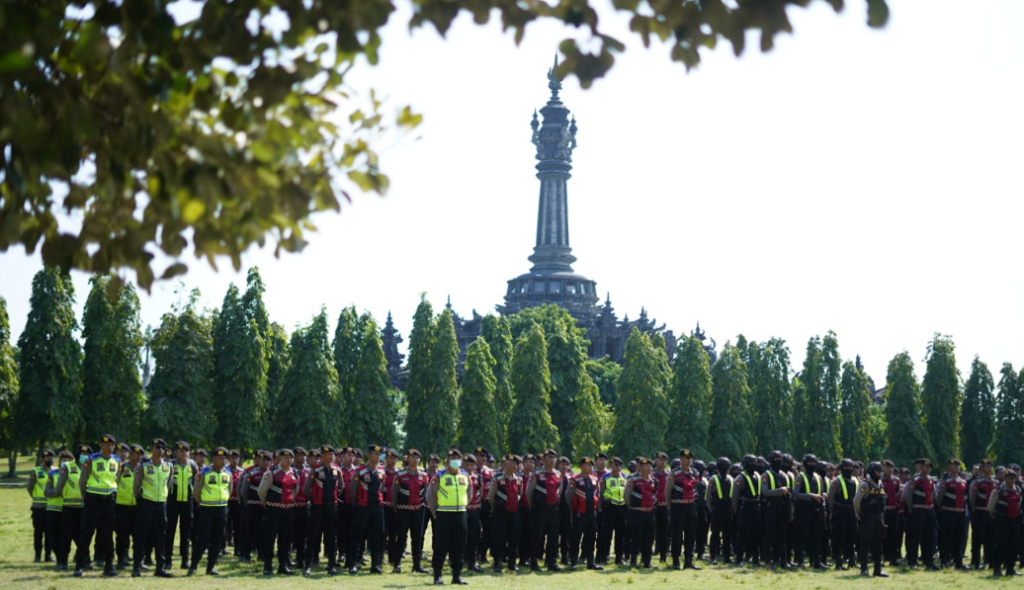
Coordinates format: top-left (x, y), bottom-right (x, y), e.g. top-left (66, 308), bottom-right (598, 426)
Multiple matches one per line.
top-left (428, 448), bottom-right (470, 586)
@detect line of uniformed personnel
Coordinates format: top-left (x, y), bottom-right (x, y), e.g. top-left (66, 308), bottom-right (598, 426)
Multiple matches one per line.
top-left (26, 437), bottom-right (1024, 583)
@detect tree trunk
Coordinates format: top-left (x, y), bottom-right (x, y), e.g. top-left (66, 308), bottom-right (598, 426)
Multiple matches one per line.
top-left (5, 450), bottom-right (15, 478)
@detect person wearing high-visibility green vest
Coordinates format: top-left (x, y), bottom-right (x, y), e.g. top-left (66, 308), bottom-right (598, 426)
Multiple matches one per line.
top-left (27, 448), bottom-right (56, 563)
top-left (793, 453), bottom-right (827, 569)
top-left (188, 447), bottom-right (232, 577)
top-left (427, 448), bottom-right (471, 586)
top-left (131, 438), bottom-right (174, 579)
top-left (705, 457), bottom-right (734, 565)
top-left (760, 451), bottom-right (792, 570)
top-left (731, 454), bottom-right (762, 566)
top-left (114, 444), bottom-right (143, 570)
top-left (44, 451), bottom-right (68, 568)
top-left (597, 456), bottom-right (627, 566)
top-left (826, 458), bottom-right (859, 571)
top-left (75, 434), bottom-right (120, 578)
top-left (47, 444), bottom-right (91, 571)
top-left (165, 441), bottom-right (198, 571)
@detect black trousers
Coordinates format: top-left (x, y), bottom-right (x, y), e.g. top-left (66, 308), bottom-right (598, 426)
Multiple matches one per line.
top-left (735, 501), bottom-right (761, 563)
top-left (533, 504), bottom-right (560, 565)
top-left (938, 510), bottom-right (966, 566)
top-left (464, 509), bottom-right (481, 566)
top-left (432, 511), bottom-right (468, 578)
top-left (383, 506), bottom-right (396, 563)
top-left (831, 506), bottom-right (857, 566)
top-left (670, 502), bottom-right (697, 562)
top-left (45, 510), bottom-right (62, 562)
top-left (696, 505), bottom-right (709, 558)
top-left (347, 505), bottom-right (383, 569)
top-left (391, 507), bottom-right (425, 567)
top-left (762, 501), bottom-right (788, 566)
top-left (709, 504), bottom-right (733, 562)
top-left (32, 506), bottom-right (49, 559)
top-left (263, 506), bottom-right (295, 570)
top-left (654, 505), bottom-right (669, 560)
top-left (241, 502), bottom-right (263, 560)
top-left (60, 507), bottom-right (86, 566)
top-left (78, 493), bottom-right (115, 570)
top-left (293, 504), bottom-right (308, 563)
top-left (970, 510), bottom-right (993, 567)
top-left (115, 504), bottom-right (136, 563)
top-left (883, 509), bottom-right (901, 563)
top-left (337, 503), bottom-right (354, 565)
top-left (597, 504), bottom-right (626, 562)
top-left (570, 511), bottom-right (597, 565)
top-left (479, 504), bottom-right (492, 562)
top-left (226, 501), bottom-right (241, 549)
top-left (627, 509), bottom-right (655, 565)
top-left (795, 506), bottom-right (823, 566)
top-left (517, 508), bottom-right (532, 565)
top-left (559, 504), bottom-right (572, 563)
top-left (164, 499), bottom-right (192, 565)
top-left (192, 506), bottom-right (227, 571)
top-left (906, 508), bottom-right (936, 566)
top-left (858, 512), bottom-right (885, 571)
top-left (492, 510), bottom-right (520, 568)
top-left (134, 500), bottom-right (167, 571)
top-left (307, 503), bottom-right (338, 568)
top-left (993, 515), bottom-right (1020, 572)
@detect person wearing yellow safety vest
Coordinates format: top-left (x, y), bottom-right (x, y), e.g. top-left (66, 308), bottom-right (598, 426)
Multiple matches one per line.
top-left (44, 451), bottom-right (71, 563)
top-left (75, 433), bottom-right (121, 578)
top-left (188, 447), bottom-right (232, 577)
top-left (705, 457), bottom-right (734, 565)
top-left (760, 451), bottom-right (792, 570)
top-left (47, 444), bottom-right (91, 571)
top-left (114, 444), bottom-right (143, 570)
top-left (826, 458), bottom-right (858, 571)
top-left (28, 448), bottom-right (56, 563)
top-left (793, 453), bottom-right (827, 569)
top-left (427, 448), bottom-right (471, 586)
top-left (131, 438), bottom-right (174, 579)
top-left (596, 456), bottom-right (628, 566)
top-left (165, 441), bottom-right (198, 571)
top-left (731, 454), bottom-right (762, 566)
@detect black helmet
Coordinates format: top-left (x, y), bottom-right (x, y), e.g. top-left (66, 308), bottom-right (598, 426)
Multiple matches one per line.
top-left (839, 458), bottom-right (855, 470)
top-left (867, 461), bottom-right (883, 477)
top-left (693, 460), bottom-right (706, 473)
top-left (741, 454), bottom-right (757, 468)
top-left (802, 453), bottom-right (818, 465)
top-left (767, 450), bottom-right (783, 462)
top-left (716, 457), bottom-right (732, 474)
top-left (781, 453), bottom-right (794, 467)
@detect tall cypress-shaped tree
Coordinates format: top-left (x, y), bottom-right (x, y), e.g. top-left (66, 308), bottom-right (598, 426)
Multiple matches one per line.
top-left (404, 297), bottom-right (435, 452)
top-left (571, 374), bottom-right (606, 458)
top-left (666, 336), bottom-right (712, 457)
top-left (797, 334), bottom-right (842, 460)
top-left (709, 343), bottom-right (754, 460)
top-left (547, 322), bottom-right (588, 452)
top-left (507, 324), bottom-right (559, 453)
top-left (265, 322), bottom-right (291, 418)
top-left (992, 363), bottom-right (1024, 465)
top-left (612, 329), bottom-right (669, 460)
top-left (15, 269), bottom-right (82, 449)
top-left (839, 360), bottom-right (873, 461)
top-left (332, 306), bottom-right (362, 425)
top-left (820, 331), bottom-right (843, 457)
top-left (961, 356), bottom-right (995, 464)
top-left (884, 351), bottom-right (932, 466)
top-left (270, 309), bottom-right (339, 447)
top-left (0, 297), bottom-right (19, 473)
top-left (419, 309), bottom-right (460, 453)
top-left (921, 334), bottom-right (962, 462)
top-left (346, 316), bottom-right (398, 449)
top-left (80, 275), bottom-right (145, 442)
top-left (481, 315), bottom-right (514, 454)
top-left (457, 337), bottom-right (500, 454)
top-left (585, 356), bottom-right (621, 406)
top-left (143, 289), bottom-right (216, 445)
top-left (747, 338), bottom-right (792, 457)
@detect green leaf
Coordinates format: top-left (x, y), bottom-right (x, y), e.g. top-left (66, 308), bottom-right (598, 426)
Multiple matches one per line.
top-left (867, 0), bottom-right (889, 28)
top-left (181, 199), bottom-right (206, 223)
top-left (0, 50), bottom-right (31, 72)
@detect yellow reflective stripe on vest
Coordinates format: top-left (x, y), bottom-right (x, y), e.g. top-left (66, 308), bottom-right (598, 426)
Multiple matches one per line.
top-left (46, 471), bottom-right (63, 512)
top-left (437, 473), bottom-right (469, 512)
top-left (141, 462), bottom-right (171, 503)
top-left (86, 455), bottom-right (119, 495)
top-left (200, 469), bottom-right (231, 507)
top-left (801, 472), bottom-right (820, 495)
top-left (839, 477), bottom-right (849, 500)
top-left (766, 471), bottom-right (776, 490)
top-left (116, 465), bottom-right (137, 506)
top-left (713, 475), bottom-right (733, 499)
top-left (32, 467), bottom-right (47, 505)
top-left (742, 473), bottom-right (761, 496)
top-left (63, 465), bottom-right (83, 507)
top-left (603, 475), bottom-right (626, 505)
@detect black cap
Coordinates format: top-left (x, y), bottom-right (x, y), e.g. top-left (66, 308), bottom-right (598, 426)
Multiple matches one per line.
top-left (947, 458), bottom-right (961, 466)
top-left (656, 451), bottom-right (669, 460)
top-left (152, 438), bottom-right (169, 450)
top-left (129, 444), bottom-right (145, 455)
top-left (59, 450), bottom-right (74, 460)
top-left (194, 448), bottom-right (208, 457)
top-left (921, 458), bottom-right (932, 468)
top-left (309, 449), bottom-right (321, 458)
top-left (803, 454), bottom-right (818, 464)
top-left (100, 434), bottom-right (117, 444)
top-left (543, 448), bottom-right (557, 458)
top-left (523, 453), bottom-right (536, 462)
top-left (503, 454), bottom-right (517, 462)
top-left (448, 448), bottom-right (463, 459)
top-left (881, 459), bottom-right (895, 467)
top-left (679, 449), bottom-right (693, 458)
top-left (341, 446), bottom-right (355, 454)
top-left (78, 444), bottom-right (93, 454)
top-left (260, 450), bottom-right (273, 460)
top-left (41, 449), bottom-right (56, 458)
top-left (406, 449), bottom-right (422, 458)
top-left (293, 447), bottom-right (307, 455)
top-left (429, 453), bottom-right (441, 462)
top-left (580, 457), bottom-right (594, 466)
top-left (385, 447), bottom-right (400, 458)
top-left (229, 449), bottom-right (241, 458)
top-left (595, 452), bottom-right (609, 460)
top-left (1007, 470), bottom-right (1020, 479)
top-left (638, 457), bottom-right (653, 466)
top-left (321, 445), bottom-right (336, 454)
top-left (212, 447), bottom-right (229, 457)
top-left (610, 456), bottom-right (623, 465)
top-left (474, 447), bottom-right (488, 455)
top-left (279, 449), bottom-right (294, 458)
top-left (175, 441), bottom-right (191, 451)
top-left (464, 454), bottom-right (477, 464)
top-left (981, 458), bottom-right (993, 466)
top-left (559, 456), bottom-right (570, 464)
top-left (117, 442), bottom-right (130, 451)
top-left (367, 444), bottom-right (383, 454)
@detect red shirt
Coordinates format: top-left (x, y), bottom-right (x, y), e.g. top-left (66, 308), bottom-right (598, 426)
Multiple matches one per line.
top-left (354, 465), bottom-right (383, 507)
top-left (973, 477), bottom-right (995, 509)
top-left (670, 467), bottom-right (698, 503)
top-left (310, 464), bottom-right (342, 505)
top-left (881, 476), bottom-right (901, 510)
top-left (467, 471), bottom-right (483, 509)
top-left (630, 475), bottom-right (657, 509)
top-left (395, 469), bottom-right (429, 508)
top-left (383, 469), bottom-right (399, 507)
top-left (246, 467), bottom-right (265, 505)
top-left (495, 472), bottom-right (521, 513)
top-left (294, 465), bottom-right (310, 505)
top-left (653, 469), bottom-right (671, 505)
top-left (267, 467), bottom-right (298, 507)
top-left (340, 465), bottom-right (356, 504)
top-left (570, 473), bottom-right (599, 514)
top-left (533, 468), bottom-right (561, 507)
top-left (941, 476), bottom-right (967, 510)
top-left (910, 475), bottom-right (935, 508)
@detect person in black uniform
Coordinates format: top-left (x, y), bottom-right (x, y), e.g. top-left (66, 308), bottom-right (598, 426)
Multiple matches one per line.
top-left (854, 461), bottom-right (889, 577)
top-left (693, 460), bottom-right (709, 561)
top-left (793, 454), bottom-right (826, 569)
top-left (474, 448), bottom-right (494, 566)
top-left (566, 457), bottom-right (602, 570)
top-left (557, 456), bottom-right (573, 566)
top-left (731, 455), bottom-right (762, 566)
top-left (828, 458), bottom-right (858, 571)
top-left (668, 449), bottom-right (702, 571)
top-left (706, 457), bottom-right (733, 565)
top-left (760, 451), bottom-right (792, 570)
top-left (488, 454), bottom-right (522, 573)
top-left (987, 469), bottom-right (1023, 577)
top-left (188, 447), bottom-right (231, 576)
top-left (347, 444), bottom-right (385, 574)
top-left (428, 448), bottom-right (470, 586)
top-left (165, 441), bottom-right (197, 571)
top-left (903, 458), bottom-right (939, 570)
top-left (304, 445), bottom-right (341, 575)
top-left (526, 449), bottom-right (563, 572)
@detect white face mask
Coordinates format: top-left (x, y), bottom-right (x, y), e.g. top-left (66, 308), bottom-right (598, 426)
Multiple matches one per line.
top-left (449, 460), bottom-right (462, 470)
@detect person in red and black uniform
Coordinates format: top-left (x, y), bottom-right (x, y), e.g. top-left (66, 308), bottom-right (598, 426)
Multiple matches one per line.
top-left (488, 454), bottom-right (522, 573)
top-left (879, 460), bottom-right (903, 566)
top-left (303, 445), bottom-right (341, 576)
top-left (969, 459), bottom-right (997, 570)
top-left (304, 449), bottom-right (322, 564)
top-left (463, 454), bottom-right (484, 572)
top-left (652, 452), bottom-right (671, 564)
top-left (390, 449), bottom-right (429, 574)
top-left (566, 457), bottom-right (602, 571)
top-left (988, 469), bottom-right (1023, 577)
top-left (526, 448), bottom-right (563, 572)
top-left (347, 444), bottom-right (385, 575)
top-left (238, 450), bottom-right (269, 563)
top-left (557, 456), bottom-right (573, 566)
top-left (225, 450), bottom-right (242, 555)
top-left (669, 449), bottom-right (702, 571)
top-left (626, 457), bottom-right (657, 569)
top-left (292, 448), bottom-right (310, 566)
top-left (937, 458), bottom-right (968, 569)
top-left (258, 448), bottom-right (299, 576)
top-left (336, 446), bottom-right (357, 567)
top-left (516, 454), bottom-right (536, 567)
top-left (903, 458), bottom-right (939, 570)
top-left (474, 448), bottom-right (494, 565)
top-left (382, 448), bottom-right (400, 567)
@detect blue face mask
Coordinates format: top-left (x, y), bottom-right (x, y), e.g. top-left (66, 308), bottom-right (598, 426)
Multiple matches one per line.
top-left (79, 454), bottom-right (89, 465)
top-left (449, 459), bottom-right (462, 470)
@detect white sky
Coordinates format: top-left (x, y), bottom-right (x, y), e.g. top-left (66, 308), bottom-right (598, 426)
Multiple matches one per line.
top-left (2, 0), bottom-right (1023, 388)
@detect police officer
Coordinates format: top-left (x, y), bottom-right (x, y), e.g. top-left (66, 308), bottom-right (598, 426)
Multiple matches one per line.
top-left (226, 450), bottom-right (243, 554)
top-left (238, 449), bottom-right (269, 562)
top-left (937, 458), bottom-right (968, 569)
top-left (43, 451), bottom-right (67, 569)
top-left (566, 457), bottom-right (602, 570)
top-left (669, 449), bottom-right (702, 571)
top-left (28, 449), bottom-right (55, 563)
top-left (463, 454), bottom-right (484, 573)
top-left (259, 448), bottom-right (299, 576)
top-left (792, 454), bottom-right (825, 569)
top-left (381, 447), bottom-right (399, 564)
top-left (525, 448), bottom-right (562, 572)
top-left (336, 446), bottom-right (357, 565)
top-left (347, 444), bottom-right (385, 574)
top-left (189, 447), bottom-right (231, 576)
top-left (75, 434), bottom-right (120, 577)
top-left (597, 456), bottom-right (627, 566)
top-left (428, 448), bottom-right (470, 585)
top-left (303, 445), bottom-right (340, 575)
top-left (131, 439), bottom-right (173, 578)
top-left (292, 447), bottom-right (310, 568)
top-left (474, 447), bottom-right (494, 565)
top-left (516, 453), bottom-right (535, 567)
top-left (114, 444), bottom-right (143, 569)
top-left (488, 454), bottom-right (522, 573)
top-left (693, 460), bottom-right (709, 561)
top-left (652, 452), bottom-right (671, 564)
top-left (879, 460), bottom-right (903, 566)
top-left (557, 456), bottom-right (573, 566)
top-left (706, 457), bottom-right (733, 565)
top-left (625, 457), bottom-right (657, 569)
top-left (987, 469), bottom-right (1022, 577)
top-left (48, 444), bottom-right (90, 571)
top-left (165, 441), bottom-right (197, 570)
top-left (968, 458), bottom-right (996, 570)
top-left (189, 448), bottom-right (206, 548)
top-left (853, 461), bottom-right (889, 577)
top-left (827, 458), bottom-right (858, 571)
top-left (732, 455), bottom-right (762, 566)
top-left (760, 450), bottom-right (792, 570)
top-left (390, 448), bottom-right (429, 574)
top-left (904, 458), bottom-right (938, 570)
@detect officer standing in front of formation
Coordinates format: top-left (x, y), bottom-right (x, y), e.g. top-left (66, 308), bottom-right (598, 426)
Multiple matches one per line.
top-left (348, 444), bottom-right (385, 574)
top-left (47, 444), bottom-right (90, 571)
top-left (390, 449), bottom-right (429, 574)
top-left (189, 447), bottom-right (231, 576)
top-left (597, 456), bottom-right (627, 566)
top-left (114, 444), bottom-right (143, 569)
top-left (669, 449), bottom-right (701, 571)
top-left (566, 457), bottom-right (602, 570)
top-left (74, 434), bottom-right (120, 577)
top-left (987, 468), bottom-right (1023, 577)
top-left (853, 461), bottom-right (889, 577)
top-left (428, 448), bottom-right (470, 586)
top-left (43, 451), bottom-right (69, 569)
top-left (969, 458), bottom-right (996, 570)
top-left (27, 449), bottom-right (55, 563)
top-left (625, 457), bottom-right (657, 569)
top-left (706, 457), bottom-right (733, 565)
top-left (904, 458), bottom-right (939, 570)
top-left (165, 441), bottom-right (196, 571)
top-left (827, 458), bottom-right (858, 571)
top-left (304, 445), bottom-right (342, 575)
top-left (488, 454), bottom-right (522, 573)
top-left (937, 458), bottom-right (969, 569)
top-left (526, 448), bottom-right (563, 572)
top-left (131, 439), bottom-right (173, 578)
top-left (732, 455), bottom-right (761, 565)
top-left (259, 448), bottom-right (299, 576)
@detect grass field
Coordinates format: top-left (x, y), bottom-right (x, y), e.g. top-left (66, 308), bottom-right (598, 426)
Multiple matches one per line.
top-left (0, 464), bottom-right (1018, 590)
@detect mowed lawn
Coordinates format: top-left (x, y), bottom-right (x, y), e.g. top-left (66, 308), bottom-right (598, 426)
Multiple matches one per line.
top-left (0, 471), bottom-right (1015, 590)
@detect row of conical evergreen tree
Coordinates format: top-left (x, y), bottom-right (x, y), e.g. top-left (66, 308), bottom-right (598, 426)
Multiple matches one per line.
top-left (2, 267), bottom-right (1023, 468)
